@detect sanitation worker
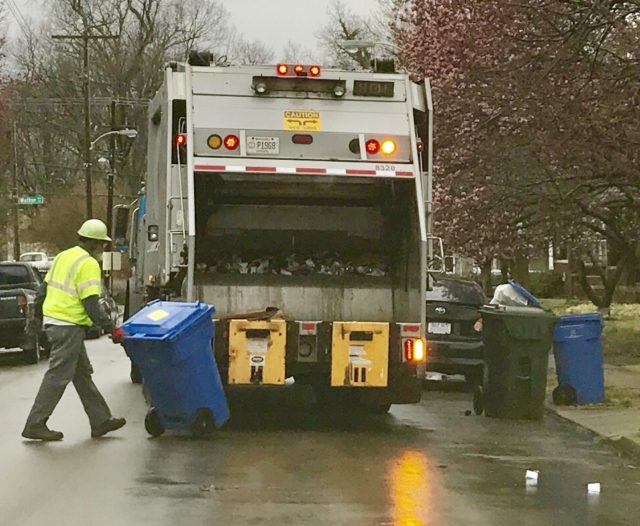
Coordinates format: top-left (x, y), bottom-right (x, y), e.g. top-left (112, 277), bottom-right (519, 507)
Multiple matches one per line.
top-left (22, 219), bottom-right (127, 441)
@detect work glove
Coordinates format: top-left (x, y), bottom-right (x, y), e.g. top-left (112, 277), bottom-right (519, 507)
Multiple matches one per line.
top-left (111, 327), bottom-right (127, 344)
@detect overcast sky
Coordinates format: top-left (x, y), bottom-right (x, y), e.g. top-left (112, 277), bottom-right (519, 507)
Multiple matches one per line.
top-left (221, 0), bottom-right (372, 58)
top-left (11, 0), bottom-right (373, 57)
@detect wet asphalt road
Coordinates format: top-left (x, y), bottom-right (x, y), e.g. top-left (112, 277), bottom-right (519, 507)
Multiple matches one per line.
top-left (1, 339), bottom-right (639, 526)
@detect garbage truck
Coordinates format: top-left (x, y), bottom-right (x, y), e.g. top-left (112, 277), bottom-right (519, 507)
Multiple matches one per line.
top-left (122, 54), bottom-right (434, 411)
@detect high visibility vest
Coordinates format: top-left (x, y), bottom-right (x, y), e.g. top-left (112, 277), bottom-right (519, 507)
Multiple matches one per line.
top-left (43, 246), bottom-right (103, 326)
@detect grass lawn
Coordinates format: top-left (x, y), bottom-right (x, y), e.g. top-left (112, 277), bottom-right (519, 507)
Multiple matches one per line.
top-left (541, 299), bottom-right (640, 366)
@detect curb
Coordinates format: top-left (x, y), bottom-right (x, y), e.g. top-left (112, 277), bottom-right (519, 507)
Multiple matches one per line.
top-left (609, 436), bottom-right (640, 460)
top-left (545, 403), bottom-right (640, 460)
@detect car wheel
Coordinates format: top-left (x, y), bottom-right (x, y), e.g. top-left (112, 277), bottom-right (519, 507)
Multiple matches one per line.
top-left (22, 333), bottom-right (40, 364)
top-left (465, 367), bottom-right (484, 388)
top-left (473, 385), bottom-right (484, 415)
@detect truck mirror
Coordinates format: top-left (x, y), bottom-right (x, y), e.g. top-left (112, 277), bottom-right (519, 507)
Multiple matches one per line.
top-left (112, 205), bottom-right (130, 241)
top-left (148, 225), bottom-right (159, 242)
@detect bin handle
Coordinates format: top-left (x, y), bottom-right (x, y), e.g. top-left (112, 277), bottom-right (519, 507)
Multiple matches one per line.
top-left (516, 375), bottom-right (531, 382)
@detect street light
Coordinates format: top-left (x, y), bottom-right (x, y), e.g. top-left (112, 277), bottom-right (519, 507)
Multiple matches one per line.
top-left (90, 128), bottom-right (138, 150)
top-left (90, 128), bottom-right (138, 237)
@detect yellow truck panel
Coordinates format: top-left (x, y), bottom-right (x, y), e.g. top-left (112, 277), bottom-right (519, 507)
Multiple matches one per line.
top-left (228, 320), bottom-right (286, 385)
top-left (331, 322), bottom-right (389, 387)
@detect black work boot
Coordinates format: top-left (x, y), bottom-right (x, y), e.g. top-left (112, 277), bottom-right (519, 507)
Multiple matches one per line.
top-left (91, 417), bottom-right (126, 438)
top-left (22, 423), bottom-right (64, 441)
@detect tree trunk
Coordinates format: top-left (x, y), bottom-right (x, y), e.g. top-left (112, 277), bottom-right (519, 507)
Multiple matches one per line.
top-left (513, 250), bottom-right (529, 287)
top-left (480, 258), bottom-right (493, 296)
top-left (576, 251), bottom-right (628, 315)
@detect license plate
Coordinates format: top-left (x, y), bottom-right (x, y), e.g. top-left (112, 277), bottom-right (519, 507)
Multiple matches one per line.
top-left (428, 322), bottom-right (451, 335)
top-left (246, 136), bottom-right (279, 155)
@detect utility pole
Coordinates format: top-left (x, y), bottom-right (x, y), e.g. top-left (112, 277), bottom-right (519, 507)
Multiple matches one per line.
top-left (107, 99), bottom-right (117, 236)
top-left (11, 121), bottom-right (20, 260)
top-left (52, 21), bottom-right (118, 219)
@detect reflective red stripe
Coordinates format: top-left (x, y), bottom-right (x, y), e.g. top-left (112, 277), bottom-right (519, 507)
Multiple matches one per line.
top-left (246, 166), bottom-right (277, 172)
top-left (193, 164), bottom-right (414, 177)
top-left (194, 165), bottom-right (225, 171)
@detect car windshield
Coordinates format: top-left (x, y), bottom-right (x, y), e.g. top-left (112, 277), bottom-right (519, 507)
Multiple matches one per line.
top-left (427, 280), bottom-right (486, 305)
top-left (0, 265), bottom-right (31, 286)
top-left (19, 254), bottom-right (42, 262)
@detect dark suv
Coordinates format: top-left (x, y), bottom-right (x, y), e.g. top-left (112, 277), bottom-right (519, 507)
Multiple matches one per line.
top-left (0, 262), bottom-right (46, 363)
top-left (426, 276), bottom-right (487, 384)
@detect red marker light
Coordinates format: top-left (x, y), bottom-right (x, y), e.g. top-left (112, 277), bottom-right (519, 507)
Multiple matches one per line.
top-left (224, 134), bottom-right (239, 150)
top-left (365, 139), bottom-right (380, 154)
top-left (277, 64), bottom-right (289, 76)
top-left (175, 133), bottom-right (187, 146)
top-left (294, 64), bottom-right (305, 75)
top-left (309, 65), bottom-right (321, 77)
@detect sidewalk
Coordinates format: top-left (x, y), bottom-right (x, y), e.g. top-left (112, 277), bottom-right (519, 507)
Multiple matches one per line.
top-left (546, 363), bottom-right (640, 458)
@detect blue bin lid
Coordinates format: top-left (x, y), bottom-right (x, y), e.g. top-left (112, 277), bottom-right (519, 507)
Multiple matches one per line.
top-left (556, 312), bottom-right (603, 324)
top-left (507, 279), bottom-right (543, 308)
top-left (121, 300), bottom-right (214, 339)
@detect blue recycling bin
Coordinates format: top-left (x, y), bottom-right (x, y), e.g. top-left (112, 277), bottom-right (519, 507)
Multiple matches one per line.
top-left (553, 313), bottom-right (605, 405)
top-left (121, 300), bottom-right (230, 437)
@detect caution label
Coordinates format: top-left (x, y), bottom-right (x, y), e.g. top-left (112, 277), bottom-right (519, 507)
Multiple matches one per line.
top-left (283, 110), bottom-right (321, 131)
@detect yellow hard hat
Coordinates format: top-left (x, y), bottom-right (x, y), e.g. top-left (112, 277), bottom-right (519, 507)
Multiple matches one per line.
top-left (77, 219), bottom-right (111, 242)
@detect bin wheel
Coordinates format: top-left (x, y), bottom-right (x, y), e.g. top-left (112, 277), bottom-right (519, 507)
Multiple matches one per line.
top-left (144, 409), bottom-right (165, 437)
top-left (130, 362), bottom-right (143, 384)
top-left (473, 385), bottom-right (484, 415)
top-left (552, 384), bottom-right (577, 406)
top-left (191, 409), bottom-right (215, 438)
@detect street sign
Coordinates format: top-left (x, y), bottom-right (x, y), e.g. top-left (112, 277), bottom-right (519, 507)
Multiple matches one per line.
top-left (18, 195), bottom-right (44, 205)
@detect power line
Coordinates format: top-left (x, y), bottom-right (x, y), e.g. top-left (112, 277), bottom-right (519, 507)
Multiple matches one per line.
top-left (5, 0), bottom-right (30, 36)
top-left (51, 27), bottom-right (120, 219)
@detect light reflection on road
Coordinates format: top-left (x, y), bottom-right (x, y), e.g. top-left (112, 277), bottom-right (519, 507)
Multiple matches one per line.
top-left (388, 449), bottom-right (432, 526)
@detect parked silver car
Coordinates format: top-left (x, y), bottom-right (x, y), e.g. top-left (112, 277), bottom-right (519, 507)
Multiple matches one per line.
top-left (19, 252), bottom-right (52, 275)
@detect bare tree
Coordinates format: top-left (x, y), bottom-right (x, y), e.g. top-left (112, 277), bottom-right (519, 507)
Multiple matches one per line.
top-left (280, 40), bottom-right (320, 64)
top-left (229, 36), bottom-right (275, 65)
top-left (8, 0), bottom-right (233, 248)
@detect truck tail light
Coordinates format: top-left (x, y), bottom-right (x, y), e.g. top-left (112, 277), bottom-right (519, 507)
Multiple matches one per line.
top-left (175, 133), bottom-right (186, 146)
top-left (17, 294), bottom-right (27, 316)
top-left (309, 65), bottom-right (321, 77)
top-left (365, 139), bottom-right (380, 154)
top-left (277, 64), bottom-right (288, 76)
top-left (292, 134), bottom-right (313, 145)
top-left (294, 64), bottom-right (305, 75)
top-left (224, 134), bottom-right (239, 150)
top-left (404, 338), bottom-right (426, 363)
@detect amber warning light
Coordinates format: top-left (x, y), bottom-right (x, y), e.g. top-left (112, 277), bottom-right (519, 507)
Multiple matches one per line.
top-left (175, 133), bottom-right (186, 146)
top-left (404, 338), bottom-right (426, 362)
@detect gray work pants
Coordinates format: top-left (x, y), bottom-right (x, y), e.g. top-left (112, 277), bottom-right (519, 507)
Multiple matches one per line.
top-left (25, 325), bottom-right (111, 429)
